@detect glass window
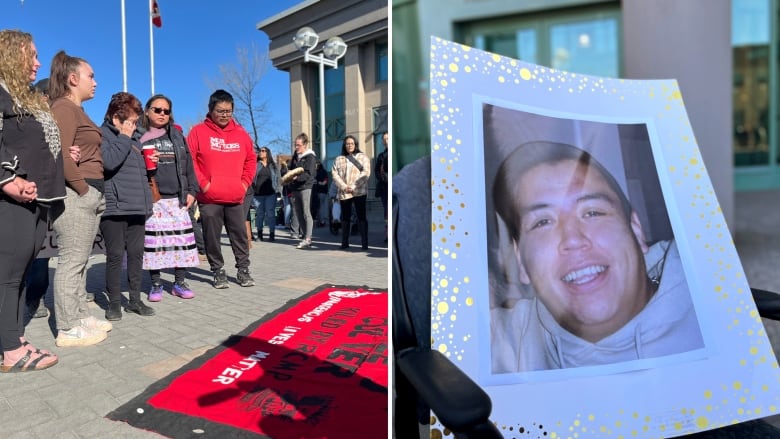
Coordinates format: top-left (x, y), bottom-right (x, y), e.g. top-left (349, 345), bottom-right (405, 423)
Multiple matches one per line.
top-left (314, 62), bottom-right (345, 166)
top-left (324, 63), bottom-right (345, 94)
top-left (325, 139), bottom-right (342, 171)
top-left (376, 42), bottom-right (388, 83)
top-left (732, 0), bottom-right (770, 45)
top-left (549, 18), bottom-right (618, 77)
top-left (325, 94), bottom-right (345, 117)
top-left (479, 32), bottom-right (520, 59)
top-left (373, 105), bottom-right (388, 153)
top-left (458, 5), bottom-right (621, 78)
top-left (732, 0), bottom-right (771, 167)
top-left (516, 29), bottom-right (538, 64)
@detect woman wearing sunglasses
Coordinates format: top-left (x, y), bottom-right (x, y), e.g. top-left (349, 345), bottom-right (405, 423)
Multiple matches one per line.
top-left (139, 94), bottom-right (200, 302)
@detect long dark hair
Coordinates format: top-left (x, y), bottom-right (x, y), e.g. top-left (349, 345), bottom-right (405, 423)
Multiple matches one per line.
top-left (340, 135), bottom-right (361, 156)
top-left (48, 50), bottom-right (88, 102)
top-left (142, 94), bottom-right (175, 129)
top-left (258, 146), bottom-right (276, 169)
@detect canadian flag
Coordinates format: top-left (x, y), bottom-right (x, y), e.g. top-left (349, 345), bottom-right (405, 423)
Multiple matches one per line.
top-left (152, 0), bottom-right (162, 28)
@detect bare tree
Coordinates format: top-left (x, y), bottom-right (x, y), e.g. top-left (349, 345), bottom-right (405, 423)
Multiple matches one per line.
top-left (207, 42), bottom-right (287, 153)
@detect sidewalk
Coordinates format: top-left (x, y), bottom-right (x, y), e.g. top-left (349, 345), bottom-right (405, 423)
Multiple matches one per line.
top-left (0, 205), bottom-right (388, 438)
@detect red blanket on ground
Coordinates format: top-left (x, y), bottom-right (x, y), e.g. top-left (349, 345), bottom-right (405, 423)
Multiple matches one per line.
top-left (107, 285), bottom-right (388, 439)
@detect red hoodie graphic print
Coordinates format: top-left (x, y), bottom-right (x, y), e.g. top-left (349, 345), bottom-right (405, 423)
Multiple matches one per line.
top-left (187, 118), bottom-right (256, 205)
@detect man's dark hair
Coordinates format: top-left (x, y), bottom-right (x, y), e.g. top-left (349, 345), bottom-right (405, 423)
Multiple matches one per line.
top-left (492, 141), bottom-right (632, 241)
top-left (33, 77), bottom-right (49, 95)
top-left (208, 89), bottom-right (233, 112)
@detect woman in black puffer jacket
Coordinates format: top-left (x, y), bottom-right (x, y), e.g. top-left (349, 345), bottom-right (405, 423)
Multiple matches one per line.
top-left (99, 92), bottom-right (154, 321)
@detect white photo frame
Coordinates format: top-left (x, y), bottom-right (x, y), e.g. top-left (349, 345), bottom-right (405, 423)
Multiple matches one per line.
top-left (429, 37), bottom-right (780, 438)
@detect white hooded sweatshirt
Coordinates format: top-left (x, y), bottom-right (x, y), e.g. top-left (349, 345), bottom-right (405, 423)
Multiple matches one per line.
top-left (491, 240), bottom-right (705, 373)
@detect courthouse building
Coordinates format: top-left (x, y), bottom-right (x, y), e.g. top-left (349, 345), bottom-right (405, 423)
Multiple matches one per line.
top-left (258, 0), bottom-right (388, 171)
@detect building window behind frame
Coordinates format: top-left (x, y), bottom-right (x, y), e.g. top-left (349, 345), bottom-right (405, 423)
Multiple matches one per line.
top-left (458, 4), bottom-right (621, 78)
top-left (732, 0), bottom-right (771, 167)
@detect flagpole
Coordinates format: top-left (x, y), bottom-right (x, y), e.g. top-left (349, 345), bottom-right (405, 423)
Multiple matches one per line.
top-left (121, 0), bottom-right (128, 92)
top-left (149, 0), bottom-right (155, 96)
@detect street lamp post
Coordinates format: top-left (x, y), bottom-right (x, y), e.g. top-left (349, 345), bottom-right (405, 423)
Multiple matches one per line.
top-left (293, 27), bottom-right (347, 163)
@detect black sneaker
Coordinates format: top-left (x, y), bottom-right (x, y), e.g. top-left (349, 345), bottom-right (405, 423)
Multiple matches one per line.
top-left (105, 302), bottom-right (122, 321)
top-left (33, 306), bottom-right (49, 319)
top-left (25, 303), bottom-right (49, 320)
top-left (125, 300), bottom-right (155, 316)
top-left (237, 268), bottom-right (255, 287)
top-left (213, 268), bottom-right (229, 289)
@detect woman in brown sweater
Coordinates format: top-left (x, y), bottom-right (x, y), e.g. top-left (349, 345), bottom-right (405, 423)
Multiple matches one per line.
top-left (48, 50), bottom-right (112, 347)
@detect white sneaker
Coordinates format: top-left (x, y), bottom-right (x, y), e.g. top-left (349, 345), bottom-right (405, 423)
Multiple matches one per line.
top-left (56, 326), bottom-right (107, 347)
top-left (81, 315), bottom-right (113, 332)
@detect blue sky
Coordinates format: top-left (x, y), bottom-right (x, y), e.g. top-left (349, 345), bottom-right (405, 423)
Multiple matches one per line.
top-left (0, 0), bottom-right (302, 156)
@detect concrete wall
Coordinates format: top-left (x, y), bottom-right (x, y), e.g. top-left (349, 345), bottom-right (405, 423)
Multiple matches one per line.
top-left (288, 64), bottom-right (311, 142)
top-left (344, 41), bottom-right (388, 159)
top-left (622, 0), bottom-right (734, 227)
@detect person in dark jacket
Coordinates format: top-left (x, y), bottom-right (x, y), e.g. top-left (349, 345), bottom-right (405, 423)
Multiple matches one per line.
top-left (374, 131), bottom-right (389, 241)
top-left (140, 95), bottom-right (199, 302)
top-left (0, 29), bottom-right (64, 372)
top-left (252, 146), bottom-right (281, 242)
top-left (289, 133), bottom-right (317, 249)
top-left (314, 160), bottom-right (329, 227)
top-left (99, 92), bottom-right (155, 321)
top-left (24, 77), bottom-right (56, 322)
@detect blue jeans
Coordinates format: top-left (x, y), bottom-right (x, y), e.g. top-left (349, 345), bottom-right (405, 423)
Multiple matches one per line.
top-left (283, 195), bottom-right (292, 226)
top-left (252, 194), bottom-right (277, 237)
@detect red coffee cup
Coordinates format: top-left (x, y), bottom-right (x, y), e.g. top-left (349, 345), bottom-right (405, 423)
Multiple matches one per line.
top-left (142, 145), bottom-right (157, 170)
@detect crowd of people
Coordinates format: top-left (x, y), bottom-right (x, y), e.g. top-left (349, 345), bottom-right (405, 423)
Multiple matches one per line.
top-left (0, 29), bottom-right (390, 373)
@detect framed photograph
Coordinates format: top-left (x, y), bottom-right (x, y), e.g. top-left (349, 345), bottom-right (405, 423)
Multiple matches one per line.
top-left (429, 37), bottom-right (780, 437)
top-left (483, 104), bottom-right (707, 381)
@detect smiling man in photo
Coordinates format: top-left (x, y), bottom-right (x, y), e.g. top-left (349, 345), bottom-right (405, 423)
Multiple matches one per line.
top-left (490, 141), bottom-right (704, 373)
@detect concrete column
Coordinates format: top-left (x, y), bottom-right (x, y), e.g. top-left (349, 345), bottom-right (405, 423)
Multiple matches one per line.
top-left (344, 46), bottom-right (367, 149)
top-left (289, 63), bottom-right (312, 154)
top-left (622, 0), bottom-right (734, 226)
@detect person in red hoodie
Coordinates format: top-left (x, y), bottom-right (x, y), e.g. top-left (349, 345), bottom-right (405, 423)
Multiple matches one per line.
top-left (186, 90), bottom-right (256, 289)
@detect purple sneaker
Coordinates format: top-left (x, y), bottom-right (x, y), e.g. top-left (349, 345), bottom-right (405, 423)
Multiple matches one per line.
top-left (173, 281), bottom-right (195, 299)
top-left (148, 284), bottom-right (164, 302)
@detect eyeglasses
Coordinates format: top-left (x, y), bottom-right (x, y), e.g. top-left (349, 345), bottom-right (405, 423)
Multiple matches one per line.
top-left (213, 109), bottom-right (232, 116)
top-left (150, 107), bottom-right (171, 115)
